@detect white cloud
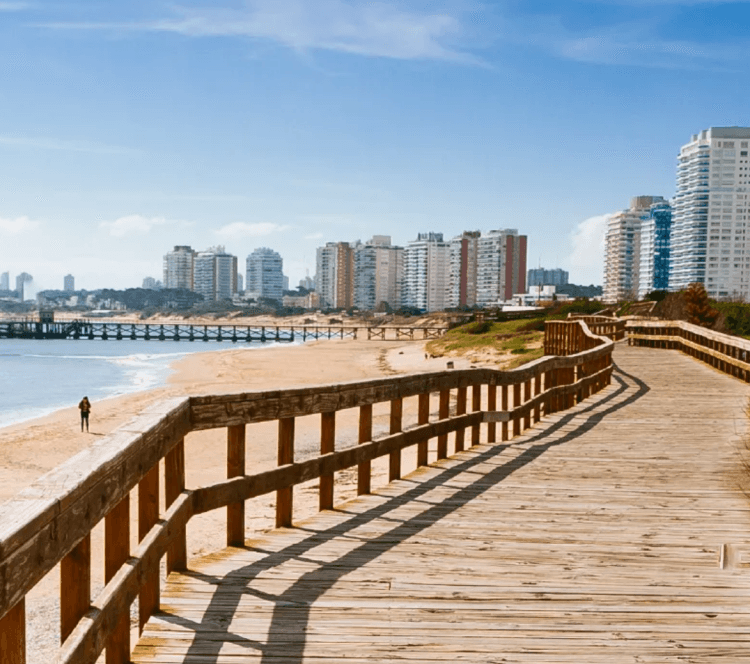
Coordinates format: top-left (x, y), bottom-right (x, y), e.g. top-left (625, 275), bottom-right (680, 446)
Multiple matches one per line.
top-left (40, 0), bottom-right (483, 64)
top-left (0, 2), bottom-right (31, 10)
top-left (215, 221), bottom-right (288, 238)
top-left (568, 213), bottom-right (612, 284)
top-left (305, 232), bottom-right (324, 240)
top-left (99, 215), bottom-right (176, 237)
top-left (0, 215), bottom-right (39, 235)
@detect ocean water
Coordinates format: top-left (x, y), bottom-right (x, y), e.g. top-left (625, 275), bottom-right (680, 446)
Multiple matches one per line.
top-left (0, 337), bottom-right (283, 429)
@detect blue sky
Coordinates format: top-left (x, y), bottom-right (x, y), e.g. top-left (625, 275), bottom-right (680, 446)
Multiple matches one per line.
top-left (1, 0), bottom-right (749, 292)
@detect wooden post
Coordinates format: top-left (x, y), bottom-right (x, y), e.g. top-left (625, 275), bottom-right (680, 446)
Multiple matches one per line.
top-left (523, 379), bottom-right (531, 430)
top-left (276, 417), bottom-right (295, 527)
top-left (227, 424), bottom-right (246, 546)
top-left (417, 392), bottom-right (430, 467)
top-left (501, 385), bottom-right (509, 442)
top-left (357, 404), bottom-right (372, 495)
top-left (513, 382), bottom-right (522, 437)
top-left (105, 496), bottom-right (130, 664)
top-left (320, 412), bottom-right (335, 510)
top-left (139, 465), bottom-right (160, 632)
top-left (0, 600), bottom-right (25, 664)
top-left (533, 373), bottom-right (542, 423)
top-left (165, 439), bottom-right (187, 573)
top-left (471, 384), bottom-right (481, 446)
top-left (389, 398), bottom-right (403, 481)
top-left (455, 386), bottom-right (467, 453)
top-left (437, 389), bottom-right (450, 459)
top-left (487, 384), bottom-right (497, 443)
top-left (61, 534), bottom-right (90, 644)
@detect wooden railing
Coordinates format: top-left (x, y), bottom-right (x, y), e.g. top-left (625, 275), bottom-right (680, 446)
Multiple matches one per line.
top-left (0, 320), bottom-right (614, 664)
top-left (627, 319), bottom-right (750, 382)
top-left (566, 315), bottom-right (627, 342)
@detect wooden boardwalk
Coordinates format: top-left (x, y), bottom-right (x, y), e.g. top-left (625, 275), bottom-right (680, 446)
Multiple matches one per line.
top-left (133, 345), bottom-right (750, 663)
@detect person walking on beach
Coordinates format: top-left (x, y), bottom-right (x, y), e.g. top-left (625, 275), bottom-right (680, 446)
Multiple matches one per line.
top-left (78, 396), bottom-right (91, 432)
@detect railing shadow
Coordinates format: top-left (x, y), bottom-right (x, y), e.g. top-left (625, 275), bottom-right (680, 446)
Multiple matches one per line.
top-left (150, 366), bottom-right (648, 663)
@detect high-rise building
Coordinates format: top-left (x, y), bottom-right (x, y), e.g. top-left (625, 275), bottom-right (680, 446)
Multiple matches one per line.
top-left (354, 236), bottom-right (404, 311)
top-left (237, 273), bottom-right (244, 293)
top-left (299, 275), bottom-right (315, 291)
top-left (476, 229), bottom-right (527, 306)
top-left (603, 196), bottom-right (664, 303)
top-left (670, 127), bottom-right (750, 298)
top-left (403, 233), bottom-right (451, 312)
top-left (0, 272), bottom-right (9, 291)
top-left (316, 242), bottom-right (355, 309)
top-left (449, 231), bottom-right (480, 308)
top-left (142, 277), bottom-right (162, 290)
top-left (163, 246), bottom-right (195, 290)
top-left (246, 247), bottom-right (284, 302)
top-left (527, 268), bottom-right (569, 288)
top-left (638, 201), bottom-right (672, 298)
top-left (15, 272), bottom-right (32, 301)
top-left (193, 247), bottom-right (238, 301)
top-left (64, 274), bottom-right (75, 292)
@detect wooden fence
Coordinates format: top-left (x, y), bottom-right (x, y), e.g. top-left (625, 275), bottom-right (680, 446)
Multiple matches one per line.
top-left (627, 319), bottom-right (750, 382)
top-left (566, 315), bottom-right (627, 342)
top-left (0, 320), bottom-right (613, 664)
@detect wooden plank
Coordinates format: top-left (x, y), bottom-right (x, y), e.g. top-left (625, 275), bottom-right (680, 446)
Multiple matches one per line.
top-left (389, 399), bottom-right (403, 482)
top-left (454, 386), bottom-right (466, 453)
top-left (138, 466), bottom-right (159, 632)
top-left (60, 534), bottom-right (90, 644)
top-left (165, 439), bottom-right (187, 573)
top-left (276, 418), bottom-right (295, 528)
top-left (0, 599), bottom-right (24, 664)
top-left (417, 393), bottom-right (429, 467)
top-left (357, 405), bottom-right (372, 496)
top-left (226, 424), bottom-right (246, 546)
top-left (471, 385), bottom-right (481, 447)
top-left (320, 413), bottom-right (335, 511)
top-left (437, 390), bottom-right (449, 460)
top-left (104, 495), bottom-right (130, 664)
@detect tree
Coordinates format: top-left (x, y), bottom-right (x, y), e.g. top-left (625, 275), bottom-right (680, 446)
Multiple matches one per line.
top-left (685, 283), bottom-right (718, 328)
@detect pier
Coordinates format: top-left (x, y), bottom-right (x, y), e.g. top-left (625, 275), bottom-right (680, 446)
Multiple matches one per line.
top-left (0, 319), bottom-right (446, 342)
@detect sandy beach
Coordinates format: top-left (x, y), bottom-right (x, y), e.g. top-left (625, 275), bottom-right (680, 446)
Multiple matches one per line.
top-left (0, 335), bottom-right (480, 659)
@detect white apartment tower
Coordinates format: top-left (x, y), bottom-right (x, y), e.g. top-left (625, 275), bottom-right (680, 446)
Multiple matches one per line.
top-left (670, 127), bottom-right (750, 298)
top-left (402, 233), bottom-right (450, 312)
top-left (603, 196), bottom-right (665, 303)
top-left (194, 246), bottom-right (238, 301)
top-left (246, 247), bottom-right (284, 302)
top-left (354, 236), bottom-right (404, 311)
top-left (163, 246), bottom-right (195, 290)
top-left (476, 229), bottom-right (527, 306)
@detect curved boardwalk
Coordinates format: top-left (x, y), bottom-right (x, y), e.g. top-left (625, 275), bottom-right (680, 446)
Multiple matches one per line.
top-left (133, 345), bottom-right (750, 663)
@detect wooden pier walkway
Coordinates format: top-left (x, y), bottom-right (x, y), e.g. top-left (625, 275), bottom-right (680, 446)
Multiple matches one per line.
top-left (132, 344), bottom-right (750, 663)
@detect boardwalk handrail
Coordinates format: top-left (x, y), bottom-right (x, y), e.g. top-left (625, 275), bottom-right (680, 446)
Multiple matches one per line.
top-left (627, 318), bottom-right (750, 382)
top-left (0, 320), bottom-right (613, 664)
top-left (566, 314), bottom-right (627, 342)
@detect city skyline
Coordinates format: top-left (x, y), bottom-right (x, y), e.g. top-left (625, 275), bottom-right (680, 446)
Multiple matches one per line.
top-left (1, 1), bottom-right (749, 290)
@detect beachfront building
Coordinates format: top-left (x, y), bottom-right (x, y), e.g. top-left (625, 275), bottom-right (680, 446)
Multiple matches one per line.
top-left (163, 245), bottom-right (196, 290)
top-left (64, 274), bottom-right (75, 292)
top-left (246, 247), bottom-right (284, 302)
top-left (448, 231), bottom-right (480, 309)
top-left (0, 272), bottom-right (8, 291)
top-left (603, 196), bottom-right (665, 303)
top-left (402, 232), bottom-right (451, 312)
top-left (476, 229), bottom-right (527, 306)
top-left (354, 236), bottom-right (404, 311)
top-left (193, 246), bottom-right (238, 302)
top-left (15, 272), bottom-right (32, 301)
top-left (638, 201), bottom-right (673, 298)
top-left (527, 268), bottom-right (569, 288)
top-left (670, 127), bottom-right (750, 299)
top-left (316, 241), bottom-right (355, 309)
